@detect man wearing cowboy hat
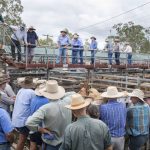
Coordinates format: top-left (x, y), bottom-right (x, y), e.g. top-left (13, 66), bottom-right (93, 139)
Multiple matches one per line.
top-left (126, 89), bottom-right (150, 150)
top-left (10, 24), bottom-right (28, 62)
top-left (113, 39), bottom-right (121, 65)
top-left (12, 76), bottom-right (35, 150)
top-left (99, 86), bottom-right (127, 150)
top-left (71, 33), bottom-right (82, 64)
top-left (124, 42), bottom-right (132, 65)
top-left (26, 80), bottom-right (75, 150)
top-left (60, 93), bottom-right (112, 150)
top-left (90, 36), bottom-right (98, 64)
top-left (0, 73), bottom-right (15, 114)
top-left (27, 26), bottom-right (39, 63)
top-left (56, 28), bottom-right (70, 64)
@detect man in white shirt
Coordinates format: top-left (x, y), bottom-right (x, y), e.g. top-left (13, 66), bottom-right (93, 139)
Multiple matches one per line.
top-left (10, 24), bottom-right (27, 62)
top-left (124, 42), bottom-right (132, 65)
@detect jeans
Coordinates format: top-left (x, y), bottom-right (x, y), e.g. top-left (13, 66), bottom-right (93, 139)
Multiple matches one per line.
top-left (111, 137), bottom-right (124, 150)
top-left (91, 50), bottom-right (96, 64)
top-left (79, 50), bottom-right (83, 64)
top-left (129, 135), bottom-right (149, 150)
top-left (43, 144), bottom-right (61, 150)
top-left (115, 52), bottom-right (120, 65)
top-left (127, 53), bottom-right (132, 65)
top-left (11, 38), bottom-right (21, 61)
top-left (0, 143), bottom-right (11, 150)
top-left (72, 47), bottom-right (79, 64)
top-left (56, 47), bottom-right (66, 64)
top-left (108, 51), bottom-right (113, 65)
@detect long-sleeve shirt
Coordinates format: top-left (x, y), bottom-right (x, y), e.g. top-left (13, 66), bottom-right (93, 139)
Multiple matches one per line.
top-left (4, 83), bottom-right (15, 97)
top-left (72, 39), bottom-right (82, 47)
top-left (26, 92), bottom-right (75, 146)
top-left (59, 115), bottom-right (111, 150)
top-left (0, 90), bottom-right (14, 114)
top-left (11, 26), bottom-right (27, 43)
top-left (126, 102), bottom-right (150, 136)
top-left (99, 100), bottom-right (127, 137)
top-left (124, 45), bottom-right (132, 53)
top-left (113, 43), bottom-right (120, 52)
top-left (57, 35), bottom-right (70, 46)
top-left (90, 41), bottom-right (97, 50)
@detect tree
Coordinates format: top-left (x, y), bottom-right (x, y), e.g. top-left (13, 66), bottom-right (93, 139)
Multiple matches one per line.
top-left (0, 0), bottom-right (23, 25)
top-left (113, 21), bottom-right (150, 52)
top-left (39, 37), bottom-right (57, 47)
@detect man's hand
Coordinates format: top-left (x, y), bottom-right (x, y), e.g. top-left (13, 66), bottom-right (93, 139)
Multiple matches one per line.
top-left (38, 127), bottom-right (51, 134)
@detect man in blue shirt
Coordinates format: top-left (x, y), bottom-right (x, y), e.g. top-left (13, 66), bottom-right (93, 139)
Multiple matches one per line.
top-left (56, 29), bottom-right (70, 64)
top-left (12, 76), bottom-right (35, 150)
top-left (71, 33), bottom-right (82, 64)
top-left (90, 37), bottom-right (97, 64)
top-left (29, 84), bottom-right (49, 150)
top-left (27, 26), bottom-right (38, 64)
top-left (100, 86), bottom-right (126, 150)
top-left (127, 89), bottom-right (150, 150)
top-left (0, 107), bottom-right (14, 150)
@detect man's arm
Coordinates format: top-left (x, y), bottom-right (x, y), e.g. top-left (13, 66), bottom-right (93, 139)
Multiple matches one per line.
top-left (1, 92), bottom-right (15, 105)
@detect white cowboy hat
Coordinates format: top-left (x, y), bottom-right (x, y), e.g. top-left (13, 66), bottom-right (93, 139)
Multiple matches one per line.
top-left (60, 28), bottom-right (68, 33)
top-left (88, 88), bottom-right (102, 100)
top-left (40, 80), bottom-right (65, 100)
top-left (101, 86), bottom-right (124, 98)
top-left (35, 83), bottom-right (46, 96)
top-left (65, 93), bottom-right (91, 110)
top-left (128, 89), bottom-right (144, 102)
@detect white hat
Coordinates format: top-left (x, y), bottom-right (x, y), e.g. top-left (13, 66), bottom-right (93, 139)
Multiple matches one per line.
top-left (101, 86), bottom-right (124, 98)
top-left (35, 83), bottom-right (46, 96)
top-left (88, 88), bottom-right (102, 100)
top-left (40, 80), bottom-right (65, 100)
top-left (128, 89), bottom-right (144, 102)
top-left (65, 93), bottom-right (91, 110)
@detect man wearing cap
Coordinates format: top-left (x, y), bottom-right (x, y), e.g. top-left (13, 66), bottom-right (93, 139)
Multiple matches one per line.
top-left (90, 37), bottom-right (97, 64)
top-left (71, 33), bottom-right (82, 64)
top-left (12, 76), bottom-right (35, 150)
top-left (10, 24), bottom-right (27, 62)
top-left (0, 74), bottom-right (15, 114)
top-left (56, 29), bottom-right (70, 64)
top-left (104, 39), bottom-right (113, 65)
top-left (124, 42), bottom-right (132, 65)
top-left (27, 26), bottom-right (39, 63)
top-left (29, 83), bottom-right (49, 150)
top-left (59, 93), bottom-right (112, 150)
top-left (99, 86), bottom-right (127, 150)
top-left (26, 80), bottom-right (75, 150)
top-left (113, 39), bottom-right (121, 65)
top-left (126, 89), bottom-right (150, 150)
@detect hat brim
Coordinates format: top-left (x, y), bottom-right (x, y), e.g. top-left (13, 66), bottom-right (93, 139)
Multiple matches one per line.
top-left (128, 93), bottom-right (144, 102)
top-left (91, 37), bottom-right (96, 40)
top-left (0, 80), bottom-right (7, 85)
top-left (40, 86), bottom-right (65, 100)
top-left (65, 98), bottom-right (91, 110)
top-left (60, 31), bottom-right (67, 33)
top-left (101, 92), bottom-right (124, 98)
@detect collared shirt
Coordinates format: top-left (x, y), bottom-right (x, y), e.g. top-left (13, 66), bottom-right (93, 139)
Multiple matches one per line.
top-left (105, 42), bottom-right (113, 52)
top-left (126, 102), bottom-right (150, 136)
top-left (72, 39), bottom-right (82, 47)
top-left (4, 83), bottom-right (15, 97)
top-left (12, 88), bottom-right (35, 127)
top-left (0, 108), bottom-right (14, 143)
top-left (0, 90), bottom-right (14, 114)
top-left (11, 26), bottom-right (27, 43)
top-left (30, 96), bottom-right (49, 115)
top-left (100, 100), bottom-right (127, 137)
top-left (124, 45), bottom-right (132, 53)
top-left (27, 31), bottom-right (38, 48)
top-left (59, 115), bottom-right (111, 150)
top-left (26, 92), bottom-right (75, 146)
top-left (57, 35), bottom-right (70, 46)
top-left (114, 43), bottom-right (120, 52)
top-left (90, 40), bottom-right (97, 50)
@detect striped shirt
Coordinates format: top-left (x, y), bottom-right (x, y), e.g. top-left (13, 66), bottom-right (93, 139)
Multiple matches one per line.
top-left (126, 102), bottom-right (150, 136)
top-left (99, 100), bottom-right (127, 137)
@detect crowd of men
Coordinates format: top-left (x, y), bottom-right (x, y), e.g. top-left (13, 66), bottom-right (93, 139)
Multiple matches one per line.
top-left (0, 71), bottom-right (149, 150)
top-left (0, 14), bottom-right (133, 66)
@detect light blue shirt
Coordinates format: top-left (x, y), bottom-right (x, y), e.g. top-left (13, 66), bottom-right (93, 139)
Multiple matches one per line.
top-left (58, 35), bottom-right (70, 46)
top-left (72, 39), bottom-right (82, 47)
top-left (0, 108), bottom-right (14, 143)
top-left (12, 88), bottom-right (35, 127)
top-left (90, 40), bottom-right (97, 50)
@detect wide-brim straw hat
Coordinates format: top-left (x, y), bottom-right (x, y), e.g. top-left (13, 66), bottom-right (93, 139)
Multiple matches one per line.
top-left (65, 93), bottom-right (91, 110)
top-left (114, 38), bottom-right (120, 42)
top-left (128, 89), bottom-right (144, 102)
top-left (60, 28), bottom-right (68, 33)
top-left (35, 83), bottom-right (46, 96)
top-left (101, 86), bottom-right (124, 98)
top-left (88, 88), bottom-right (102, 100)
top-left (40, 80), bottom-right (65, 100)
top-left (20, 76), bottom-right (35, 89)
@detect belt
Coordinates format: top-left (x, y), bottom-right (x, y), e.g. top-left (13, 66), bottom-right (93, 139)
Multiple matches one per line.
top-left (61, 45), bottom-right (67, 47)
top-left (73, 46), bottom-right (79, 48)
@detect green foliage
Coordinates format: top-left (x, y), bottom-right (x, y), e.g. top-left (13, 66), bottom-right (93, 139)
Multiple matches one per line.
top-left (113, 21), bottom-right (150, 53)
top-left (0, 0), bottom-right (23, 25)
top-left (39, 37), bottom-right (57, 47)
